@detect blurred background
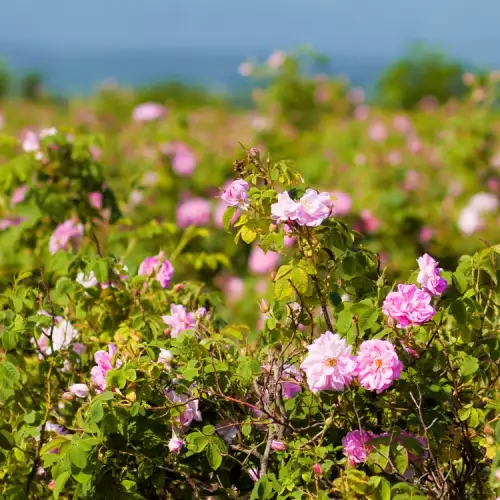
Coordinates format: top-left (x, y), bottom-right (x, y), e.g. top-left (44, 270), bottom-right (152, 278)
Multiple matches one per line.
top-left (0, 0), bottom-right (498, 311)
top-left (0, 0), bottom-right (499, 97)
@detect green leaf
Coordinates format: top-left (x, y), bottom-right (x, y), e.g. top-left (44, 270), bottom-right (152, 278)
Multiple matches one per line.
top-left (240, 226), bottom-right (257, 244)
top-left (69, 442), bottom-right (88, 469)
top-left (222, 206), bottom-right (237, 230)
top-left (372, 477), bottom-right (391, 500)
top-left (458, 407), bottom-right (471, 422)
top-left (392, 444), bottom-right (408, 475)
top-left (53, 471), bottom-right (71, 499)
top-left (460, 356), bottom-right (479, 377)
top-left (0, 429), bottom-right (14, 450)
top-left (450, 300), bottom-right (467, 325)
top-left (452, 271), bottom-right (468, 294)
top-left (107, 368), bottom-right (127, 389)
top-left (89, 399), bottom-right (104, 423)
top-left (203, 425), bottom-right (215, 436)
top-left (289, 267), bottom-right (309, 294)
top-left (274, 279), bottom-right (293, 300)
top-left (251, 474), bottom-right (275, 500)
top-left (206, 442), bottom-right (222, 470)
top-left (1, 361), bottom-right (20, 384)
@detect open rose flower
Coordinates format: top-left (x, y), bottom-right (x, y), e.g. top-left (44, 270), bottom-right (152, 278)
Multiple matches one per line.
top-left (300, 331), bottom-right (356, 392)
top-left (342, 430), bottom-right (377, 465)
top-left (355, 339), bottom-right (403, 393)
top-left (132, 102), bottom-right (166, 122)
top-left (91, 344), bottom-right (122, 393)
top-left (416, 253), bottom-right (447, 296)
top-left (382, 284), bottom-right (435, 328)
top-left (162, 304), bottom-right (195, 337)
top-left (221, 179), bottom-right (249, 210)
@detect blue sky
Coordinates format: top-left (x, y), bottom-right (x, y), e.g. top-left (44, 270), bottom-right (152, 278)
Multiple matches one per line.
top-left (0, 0), bottom-right (499, 65)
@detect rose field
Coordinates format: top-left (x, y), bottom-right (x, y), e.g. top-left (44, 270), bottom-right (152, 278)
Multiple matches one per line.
top-left (0, 52), bottom-right (499, 500)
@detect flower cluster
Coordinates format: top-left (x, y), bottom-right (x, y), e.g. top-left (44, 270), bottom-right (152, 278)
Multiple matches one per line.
top-left (271, 189), bottom-right (334, 227)
top-left (382, 253), bottom-right (447, 328)
top-left (138, 251), bottom-right (174, 289)
top-left (301, 333), bottom-right (403, 393)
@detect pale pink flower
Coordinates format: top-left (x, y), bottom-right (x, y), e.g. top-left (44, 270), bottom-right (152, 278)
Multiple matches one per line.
top-left (392, 115), bottom-right (413, 134)
top-left (342, 430), bottom-right (376, 465)
top-left (162, 304), bottom-right (195, 337)
top-left (0, 217), bottom-right (26, 230)
top-left (403, 170), bottom-right (420, 191)
top-left (267, 50), bottom-right (286, 69)
top-left (238, 62), bottom-right (254, 76)
top-left (417, 253), bottom-right (447, 296)
top-left (248, 246), bottom-right (280, 274)
top-left (168, 437), bottom-right (184, 453)
top-left (11, 185), bottom-right (28, 206)
top-left (271, 191), bottom-right (300, 224)
top-left (49, 219), bottom-right (84, 254)
top-left (388, 150), bottom-right (402, 166)
top-left (407, 136), bottom-right (422, 153)
top-left (382, 284), bottom-right (435, 328)
top-left (300, 331), bottom-right (356, 392)
top-left (132, 102), bottom-right (165, 122)
top-left (21, 130), bottom-right (40, 152)
top-left (359, 209), bottom-right (380, 233)
top-left (331, 191), bottom-right (352, 216)
top-left (37, 318), bottom-right (77, 355)
top-left (271, 440), bottom-right (286, 451)
top-left (468, 193), bottom-right (498, 213)
top-left (68, 383), bottom-right (89, 398)
top-left (89, 191), bottom-right (103, 210)
top-left (165, 389), bottom-right (202, 427)
top-left (348, 87), bottom-right (365, 104)
top-left (91, 344), bottom-right (121, 393)
top-left (419, 227), bottom-right (433, 244)
top-left (368, 121), bottom-right (387, 142)
top-left (158, 349), bottom-right (173, 368)
top-left (138, 251), bottom-right (174, 289)
top-left (73, 343), bottom-right (86, 355)
top-left (248, 468), bottom-right (261, 482)
top-left (295, 189), bottom-right (334, 226)
top-left (458, 206), bottom-right (483, 235)
top-left (76, 271), bottom-right (99, 288)
top-left (312, 463), bottom-right (322, 475)
top-left (354, 105), bottom-right (369, 120)
top-left (281, 364), bottom-right (302, 399)
top-left (355, 340), bottom-right (403, 393)
top-left (487, 178), bottom-right (499, 194)
top-left (221, 179), bottom-right (249, 209)
top-left (162, 142), bottom-right (197, 176)
top-left (176, 197), bottom-right (211, 227)
top-left (215, 274), bottom-right (245, 303)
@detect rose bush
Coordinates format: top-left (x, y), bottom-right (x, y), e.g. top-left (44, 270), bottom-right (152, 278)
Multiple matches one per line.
top-left (0, 131), bottom-right (498, 500)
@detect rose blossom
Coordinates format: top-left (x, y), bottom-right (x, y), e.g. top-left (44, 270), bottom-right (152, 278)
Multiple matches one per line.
top-left (91, 344), bottom-right (122, 393)
top-left (138, 251), bottom-right (174, 289)
top-left (132, 102), bottom-right (165, 122)
top-left (49, 219), bottom-right (84, 254)
top-left (300, 331), bottom-right (357, 392)
top-left (382, 284), bottom-right (435, 328)
top-left (271, 440), bottom-right (286, 451)
top-left (162, 304), bottom-right (195, 337)
top-left (342, 430), bottom-right (376, 465)
top-left (158, 349), bottom-right (174, 368)
top-left (165, 389), bottom-right (202, 427)
top-left (221, 179), bottom-right (249, 210)
top-left (368, 121), bottom-right (388, 142)
top-left (168, 437), bottom-right (184, 453)
top-left (68, 383), bottom-right (89, 398)
top-left (37, 318), bottom-right (77, 355)
top-left (416, 253), bottom-right (447, 296)
top-left (248, 246), bottom-right (280, 274)
top-left (176, 197), bottom-right (211, 227)
top-left (11, 185), bottom-right (28, 206)
top-left (355, 340), bottom-right (403, 393)
top-left (162, 141), bottom-right (197, 176)
top-left (267, 50), bottom-right (286, 69)
top-left (271, 189), bottom-right (333, 227)
top-left (331, 191), bottom-right (352, 216)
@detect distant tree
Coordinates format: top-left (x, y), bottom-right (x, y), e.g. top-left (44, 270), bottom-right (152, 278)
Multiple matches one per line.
top-left (21, 71), bottom-right (44, 101)
top-left (377, 43), bottom-right (467, 109)
top-left (0, 59), bottom-right (11, 99)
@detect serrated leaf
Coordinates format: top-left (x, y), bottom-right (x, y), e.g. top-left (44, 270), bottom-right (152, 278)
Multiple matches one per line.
top-left (89, 399), bottom-right (104, 423)
top-left (289, 267), bottom-right (308, 294)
